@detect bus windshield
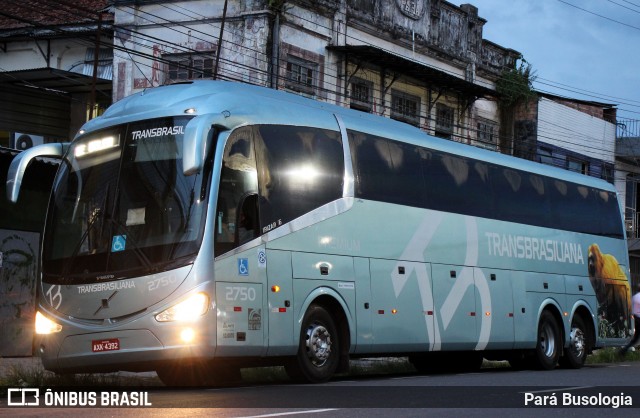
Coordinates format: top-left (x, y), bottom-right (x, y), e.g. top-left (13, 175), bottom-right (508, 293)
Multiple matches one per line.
top-left (43, 116), bottom-right (209, 283)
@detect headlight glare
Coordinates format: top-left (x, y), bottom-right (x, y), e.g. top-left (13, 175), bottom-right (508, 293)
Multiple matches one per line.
top-left (35, 311), bottom-right (62, 334)
top-left (155, 292), bottom-right (209, 322)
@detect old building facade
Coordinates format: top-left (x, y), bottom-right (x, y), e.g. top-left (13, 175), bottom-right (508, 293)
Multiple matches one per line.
top-left (113, 0), bottom-right (520, 151)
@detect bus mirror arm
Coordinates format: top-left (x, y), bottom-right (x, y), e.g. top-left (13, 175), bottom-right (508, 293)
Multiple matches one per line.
top-left (183, 113), bottom-right (228, 176)
top-left (6, 143), bottom-right (69, 203)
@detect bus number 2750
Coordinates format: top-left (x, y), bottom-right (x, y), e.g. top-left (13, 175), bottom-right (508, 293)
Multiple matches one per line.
top-left (225, 286), bottom-right (256, 302)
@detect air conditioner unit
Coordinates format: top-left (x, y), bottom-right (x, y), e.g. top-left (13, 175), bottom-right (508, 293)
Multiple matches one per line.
top-left (12, 132), bottom-right (45, 151)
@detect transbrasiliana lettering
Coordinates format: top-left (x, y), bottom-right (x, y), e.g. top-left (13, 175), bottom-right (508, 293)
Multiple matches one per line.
top-left (77, 280), bottom-right (136, 294)
top-left (485, 232), bottom-right (584, 265)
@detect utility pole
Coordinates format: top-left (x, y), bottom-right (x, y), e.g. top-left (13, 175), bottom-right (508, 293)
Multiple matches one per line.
top-left (213, 0), bottom-right (228, 80)
top-left (89, 12), bottom-right (102, 120)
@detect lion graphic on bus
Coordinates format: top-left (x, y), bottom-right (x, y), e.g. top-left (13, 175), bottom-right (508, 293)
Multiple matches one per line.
top-left (587, 243), bottom-right (631, 338)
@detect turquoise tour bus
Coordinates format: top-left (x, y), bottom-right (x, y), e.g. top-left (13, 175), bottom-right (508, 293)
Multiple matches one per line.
top-left (7, 80), bottom-right (632, 385)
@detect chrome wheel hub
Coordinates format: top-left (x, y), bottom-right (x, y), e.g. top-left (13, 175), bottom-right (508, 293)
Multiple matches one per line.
top-left (540, 322), bottom-right (556, 358)
top-left (569, 327), bottom-right (585, 358)
top-left (304, 322), bottom-right (332, 367)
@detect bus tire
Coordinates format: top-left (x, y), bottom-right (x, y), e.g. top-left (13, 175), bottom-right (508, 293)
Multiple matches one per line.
top-left (534, 310), bottom-right (561, 370)
top-left (286, 304), bottom-right (339, 383)
top-left (560, 315), bottom-right (589, 369)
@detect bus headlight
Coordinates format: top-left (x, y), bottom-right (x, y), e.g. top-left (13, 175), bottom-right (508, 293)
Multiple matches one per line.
top-left (35, 311), bottom-right (62, 334)
top-left (155, 292), bottom-right (210, 322)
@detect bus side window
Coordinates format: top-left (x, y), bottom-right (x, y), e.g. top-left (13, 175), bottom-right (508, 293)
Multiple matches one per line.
top-left (492, 168), bottom-right (550, 226)
top-left (214, 127), bottom-right (259, 256)
top-left (598, 190), bottom-right (624, 237)
top-left (256, 125), bottom-right (343, 228)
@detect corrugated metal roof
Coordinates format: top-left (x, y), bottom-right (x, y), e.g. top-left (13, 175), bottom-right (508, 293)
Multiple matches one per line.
top-left (83, 47), bottom-right (113, 80)
top-left (0, 67), bottom-right (112, 94)
top-left (0, 0), bottom-right (112, 31)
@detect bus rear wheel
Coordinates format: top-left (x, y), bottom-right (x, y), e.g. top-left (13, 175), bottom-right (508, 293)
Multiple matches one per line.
top-left (285, 304), bottom-right (339, 383)
top-left (560, 315), bottom-right (590, 369)
top-left (534, 310), bottom-right (561, 370)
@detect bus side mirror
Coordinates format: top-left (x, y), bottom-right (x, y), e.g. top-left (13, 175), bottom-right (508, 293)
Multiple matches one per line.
top-left (7, 143), bottom-right (69, 203)
top-left (183, 113), bottom-right (227, 176)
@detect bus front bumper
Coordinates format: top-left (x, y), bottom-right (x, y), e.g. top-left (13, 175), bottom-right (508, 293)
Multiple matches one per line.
top-left (37, 328), bottom-right (216, 374)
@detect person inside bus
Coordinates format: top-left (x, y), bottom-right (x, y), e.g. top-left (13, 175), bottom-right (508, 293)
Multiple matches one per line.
top-left (237, 193), bottom-right (259, 246)
top-left (620, 284), bottom-right (640, 356)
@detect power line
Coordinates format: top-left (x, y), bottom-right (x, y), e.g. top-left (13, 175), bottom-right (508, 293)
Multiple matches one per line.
top-left (8, 0), bottom-right (638, 118)
top-left (282, 6), bottom-right (640, 117)
top-left (28, 0), bottom-right (640, 118)
top-left (1, 0), bottom-right (633, 173)
top-left (77, 14), bottom-right (640, 161)
top-left (557, 0), bottom-right (640, 31)
top-left (606, 0), bottom-right (640, 14)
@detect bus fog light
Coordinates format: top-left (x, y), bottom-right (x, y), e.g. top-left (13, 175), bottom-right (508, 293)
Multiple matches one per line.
top-left (35, 311), bottom-right (62, 334)
top-left (180, 328), bottom-right (196, 343)
top-left (155, 292), bottom-right (210, 322)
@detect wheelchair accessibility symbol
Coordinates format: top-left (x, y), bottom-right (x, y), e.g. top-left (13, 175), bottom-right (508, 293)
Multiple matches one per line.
top-left (238, 258), bottom-right (249, 276)
top-left (111, 235), bottom-right (126, 252)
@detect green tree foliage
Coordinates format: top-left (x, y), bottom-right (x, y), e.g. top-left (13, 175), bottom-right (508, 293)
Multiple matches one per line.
top-left (496, 56), bottom-right (537, 109)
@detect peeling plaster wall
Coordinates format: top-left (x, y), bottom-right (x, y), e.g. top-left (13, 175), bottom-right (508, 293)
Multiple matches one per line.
top-left (345, 0), bottom-right (511, 74)
top-left (113, 0), bottom-right (271, 100)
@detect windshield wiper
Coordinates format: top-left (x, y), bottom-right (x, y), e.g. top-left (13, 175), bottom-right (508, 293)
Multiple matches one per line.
top-left (60, 207), bottom-right (104, 280)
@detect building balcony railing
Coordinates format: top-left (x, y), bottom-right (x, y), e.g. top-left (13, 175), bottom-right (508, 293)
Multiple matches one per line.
top-left (618, 119), bottom-right (640, 139)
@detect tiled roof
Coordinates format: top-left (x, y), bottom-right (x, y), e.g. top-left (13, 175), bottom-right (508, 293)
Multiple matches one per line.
top-left (0, 0), bottom-right (113, 31)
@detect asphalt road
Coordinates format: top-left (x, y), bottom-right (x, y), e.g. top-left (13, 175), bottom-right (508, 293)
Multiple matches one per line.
top-left (3, 361), bottom-right (640, 417)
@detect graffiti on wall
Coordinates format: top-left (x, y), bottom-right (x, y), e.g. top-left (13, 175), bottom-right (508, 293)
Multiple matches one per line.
top-left (0, 230), bottom-right (39, 356)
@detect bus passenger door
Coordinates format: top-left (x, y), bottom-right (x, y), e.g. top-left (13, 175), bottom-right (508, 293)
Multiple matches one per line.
top-left (265, 249), bottom-right (294, 356)
top-left (432, 264), bottom-right (478, 350)
top-left (214, 250), bottom-right (266, 357)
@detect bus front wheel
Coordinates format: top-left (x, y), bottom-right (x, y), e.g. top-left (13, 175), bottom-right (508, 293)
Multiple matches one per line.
top-left (534, 310), bottom-right (561, 370)
top-left (286, 304), bottom-right (339, 383)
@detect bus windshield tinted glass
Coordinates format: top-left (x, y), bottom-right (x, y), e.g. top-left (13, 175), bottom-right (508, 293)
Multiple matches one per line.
top-left (43, 116), bottom-right (208, 282)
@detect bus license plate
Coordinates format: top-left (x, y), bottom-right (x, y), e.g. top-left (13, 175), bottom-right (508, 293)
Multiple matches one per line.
top-left (92, 338), bottom-right (120, 352)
